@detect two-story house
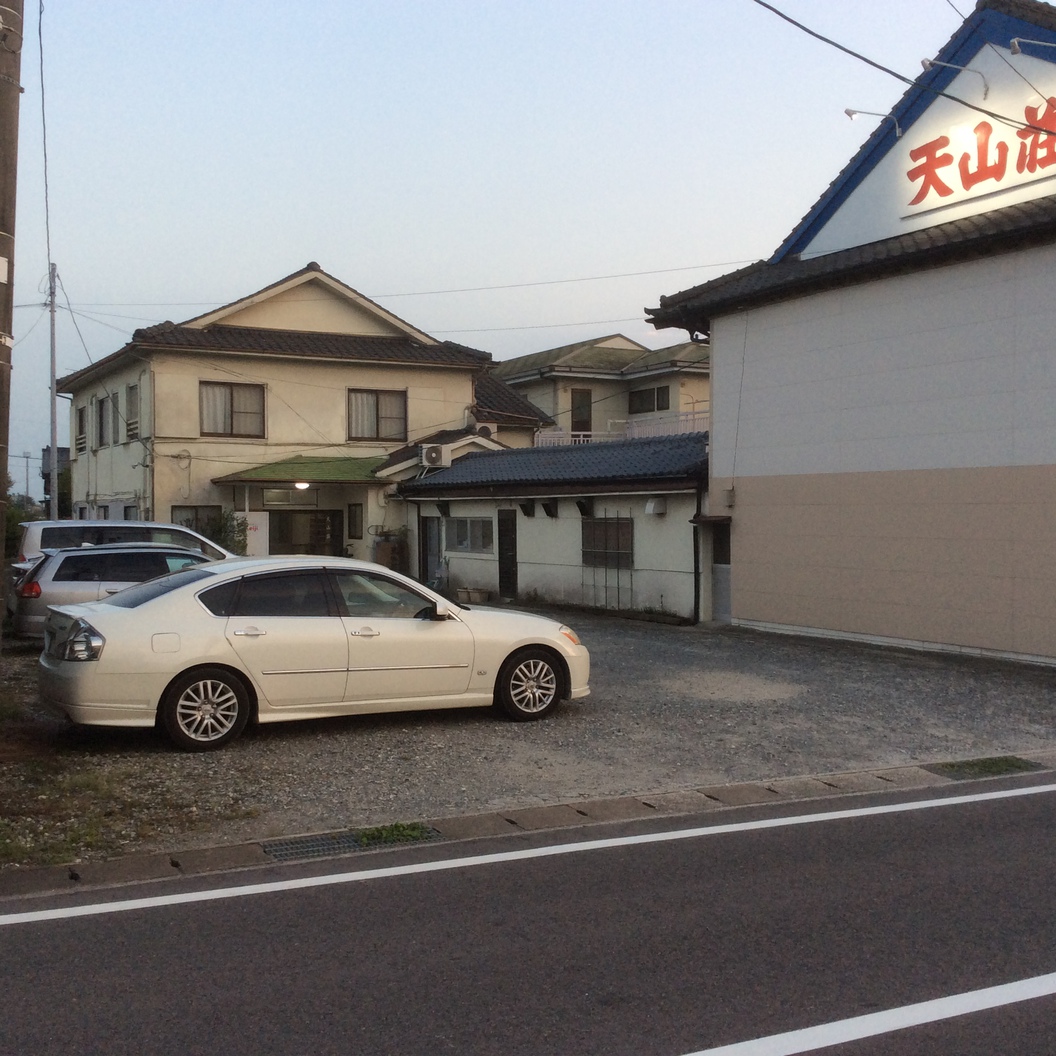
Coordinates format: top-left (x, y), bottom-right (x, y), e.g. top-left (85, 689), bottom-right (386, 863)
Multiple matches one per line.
top-left (491, 333), bottom-right (710, 444)
top-left (58, 263), bottom-right (546, 572)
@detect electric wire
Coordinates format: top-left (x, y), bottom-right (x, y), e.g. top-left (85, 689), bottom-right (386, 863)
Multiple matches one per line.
top-left (750, 0), bottom-right (1049, 135)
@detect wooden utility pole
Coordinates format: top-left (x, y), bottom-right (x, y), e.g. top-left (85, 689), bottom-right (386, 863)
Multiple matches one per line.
top-left (0, 2), bottom-right (23, 541)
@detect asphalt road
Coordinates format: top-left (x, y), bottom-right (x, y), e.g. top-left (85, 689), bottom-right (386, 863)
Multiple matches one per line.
top-left (3, 774), bottom-right (1056, 1055)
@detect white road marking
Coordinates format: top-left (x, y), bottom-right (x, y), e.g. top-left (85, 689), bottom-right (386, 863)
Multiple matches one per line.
top-left (1, 780), bottom-right (1055, 928)
top-left (685, 971), bottom-right (1056, 1054)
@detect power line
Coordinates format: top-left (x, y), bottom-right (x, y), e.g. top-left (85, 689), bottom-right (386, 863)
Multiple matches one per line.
top-left (56, 258), bottom-right (758, 309)
top-left (750, 0), bottom-right (1048, 135)
top-left (371, 260), bottom-right (757, 298)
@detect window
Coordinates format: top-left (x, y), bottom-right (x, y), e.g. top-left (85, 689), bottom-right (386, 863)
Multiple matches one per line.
top-left (628, 386), bottom-right (671, 415)
top-left (96, 396), bottom-right (112, 448)
top-left (125, 384), bottom-right (140, 441)
top-left (582, 516), bottom-right (633, 569)
top-left (123, 505), bottom-right (138, 520)
top-left (332, 569), bottom-right (429, 619)
top-left (200, 382), bottom-right (265, 437)
top-left (347, 503), bottom-right (364, 539)
top-left (444, 517), bottom-right (493, 553)
top-left (347, 389), bottom-right (407, 440)
top-left (225, 571), bottom-right (333, 618)
top-left (75, 407), bottom-right (88, 454)
top-left (171, 505), bottom-right (223, 537)
top-left (570, 389), bottom-right (592, 434)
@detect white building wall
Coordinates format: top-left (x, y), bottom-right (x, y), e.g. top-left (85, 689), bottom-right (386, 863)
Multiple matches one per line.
top-left (438, 494), bottom-right (699, 619)
top-left (711, 244), bottom-right (1056, 480)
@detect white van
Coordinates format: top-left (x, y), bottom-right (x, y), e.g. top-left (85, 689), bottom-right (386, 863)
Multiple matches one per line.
top-left (16, 520), bottom-right (234, 565)
top-left (9, 520), bottom-right (234, 613)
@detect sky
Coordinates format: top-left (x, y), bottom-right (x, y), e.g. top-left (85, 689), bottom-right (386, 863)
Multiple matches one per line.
top-left (8, 0), bottom-right (969, 495)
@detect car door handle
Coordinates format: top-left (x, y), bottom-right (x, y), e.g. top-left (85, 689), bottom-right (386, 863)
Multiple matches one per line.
top-left (349, 628), bottom-right (380, 638)
top-left (104, 588), bottom-right (121, 595)
top-left (233, 628), bottom-right (267, 637)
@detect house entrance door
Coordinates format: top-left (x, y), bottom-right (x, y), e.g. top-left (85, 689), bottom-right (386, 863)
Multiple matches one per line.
top-left (420, 516), bottom-right (442, 588)
top-left (497, 509), bottom-right (517, 600)
top-left (268, 510), bottom-right (344, 556)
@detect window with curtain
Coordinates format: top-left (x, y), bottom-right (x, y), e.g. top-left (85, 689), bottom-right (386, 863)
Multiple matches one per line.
top-left (200, 382), bottom-right (265, 437)
top-left (347, 389), bottom-right (407, 440)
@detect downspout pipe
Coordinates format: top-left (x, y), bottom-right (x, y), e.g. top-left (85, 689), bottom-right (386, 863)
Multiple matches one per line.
top-left (692, 477), bottom-right (704, 624)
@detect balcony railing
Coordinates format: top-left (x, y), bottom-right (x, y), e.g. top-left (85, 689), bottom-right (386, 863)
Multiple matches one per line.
top-left (535, 408), bottom-right (709, 447)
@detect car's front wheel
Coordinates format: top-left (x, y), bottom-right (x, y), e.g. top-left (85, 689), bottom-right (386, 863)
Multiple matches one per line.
top-left (160, 667), bottom-right (250, 751)
top-left (496, 648), bottom-right (563, 721)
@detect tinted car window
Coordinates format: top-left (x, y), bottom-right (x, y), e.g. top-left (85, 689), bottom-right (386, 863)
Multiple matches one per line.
top-left (331, 569), bottom-right (430, 618)
top-left (231, 572), bottom-right (333, 617)
top-left (199, 580), bottom-right (240, 617)
top-left (105, 552), bottom-right (171, 581)
top-left (53, 553), bottom-right (105, 582)
top-left (103, 567), bottom-right (217, 608)
top-left (40, 526), bottom-right (96, 549)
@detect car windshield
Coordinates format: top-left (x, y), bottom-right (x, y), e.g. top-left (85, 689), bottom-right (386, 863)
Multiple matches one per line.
top-left (101, 566), bottom-right (217, 608)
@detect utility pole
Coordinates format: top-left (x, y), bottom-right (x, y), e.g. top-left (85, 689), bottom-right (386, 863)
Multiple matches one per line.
top-left (0, 1), bottom-right (24, 632)
top-left (48, 260), bottom-right (56, 516)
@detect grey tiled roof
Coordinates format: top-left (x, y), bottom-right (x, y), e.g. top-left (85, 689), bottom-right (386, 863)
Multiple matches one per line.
top-left (131, 323), bottom-right (491, 367)
top-left (400, 433), bottom-right (708, 493)
top-left (648, 194), bottom-right (1056, 332)
top-left (473, 371), bottom-right (553, 425)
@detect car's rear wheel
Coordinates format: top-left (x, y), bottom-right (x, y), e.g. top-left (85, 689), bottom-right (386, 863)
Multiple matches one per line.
top-left (496, 648), bottom-right (563, 721)
top-left (160, 667), bottom-right (250, 751)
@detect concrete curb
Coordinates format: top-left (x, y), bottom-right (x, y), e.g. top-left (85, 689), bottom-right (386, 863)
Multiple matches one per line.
top-left (2, 754), bottom-right (1053, 898)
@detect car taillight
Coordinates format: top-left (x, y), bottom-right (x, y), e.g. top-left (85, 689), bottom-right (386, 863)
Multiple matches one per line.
top-left (18, 580), bottom-right (41, 599)
top-left (62, 620), bottom-right (105, 661)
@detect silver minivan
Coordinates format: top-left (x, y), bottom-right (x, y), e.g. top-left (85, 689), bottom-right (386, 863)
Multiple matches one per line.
top-left (9, 520), bottom-right (234, 614)
top-left (13, 543), bottom-right (212, 637)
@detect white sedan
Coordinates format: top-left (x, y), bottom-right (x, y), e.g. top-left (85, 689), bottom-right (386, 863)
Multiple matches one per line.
top-left (39, 556), bottom-right (590, 751)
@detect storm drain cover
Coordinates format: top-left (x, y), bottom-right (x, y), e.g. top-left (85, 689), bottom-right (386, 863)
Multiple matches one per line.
top-left (923, 756), bottom-right (1048, 781)
top-left (263, 826), bottom-right (440, 862)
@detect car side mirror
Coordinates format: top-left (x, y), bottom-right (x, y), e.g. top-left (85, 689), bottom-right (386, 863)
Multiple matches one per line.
top-left (429, 599), bottom-right (455, 621)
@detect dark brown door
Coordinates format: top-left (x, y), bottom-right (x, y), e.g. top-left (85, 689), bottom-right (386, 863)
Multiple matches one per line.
top-left (498, 509), bottom-right (517, 599)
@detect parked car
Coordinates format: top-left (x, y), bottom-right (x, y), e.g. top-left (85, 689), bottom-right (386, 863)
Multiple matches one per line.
top-left (13, 543), bottom-right (213, 638)
top-left (9, 519), bottom-right (234, 617)
top-left (39, 556), bottom-right (591, 751)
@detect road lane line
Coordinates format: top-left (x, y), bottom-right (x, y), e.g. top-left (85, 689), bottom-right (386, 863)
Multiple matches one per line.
top-left (685, 971), bottom-right (1056, 1054)
top-left (2, 780), bottom-right (1055, 927)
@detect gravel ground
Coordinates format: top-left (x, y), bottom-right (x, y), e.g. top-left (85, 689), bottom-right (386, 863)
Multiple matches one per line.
top-left (2, 609), bottom-right (1055, 865)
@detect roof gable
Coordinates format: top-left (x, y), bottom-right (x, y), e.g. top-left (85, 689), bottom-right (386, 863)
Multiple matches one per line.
top-left (491, 334), bottom-right (650, 381)
top-left (778, 0), bottom-right (1056, 261)
top-left (182, 262), bottom-right (436, 343)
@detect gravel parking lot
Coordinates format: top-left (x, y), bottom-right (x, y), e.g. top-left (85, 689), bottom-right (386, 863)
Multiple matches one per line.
top-left (3, 609), bottom-right (1055, 863)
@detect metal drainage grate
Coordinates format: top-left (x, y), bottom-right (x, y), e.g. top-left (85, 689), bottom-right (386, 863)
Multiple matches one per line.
top-left (262, 826), bottom-right (440, 862)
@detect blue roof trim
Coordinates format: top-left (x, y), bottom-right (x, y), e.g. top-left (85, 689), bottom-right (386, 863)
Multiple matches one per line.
top-left (773, 7), bottom-right (1056, 262)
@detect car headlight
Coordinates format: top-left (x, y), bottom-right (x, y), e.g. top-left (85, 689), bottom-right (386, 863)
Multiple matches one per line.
top-left (559, 625), bottom-right (581, 646)
top-left (63, 619), bottom-right (105, 661)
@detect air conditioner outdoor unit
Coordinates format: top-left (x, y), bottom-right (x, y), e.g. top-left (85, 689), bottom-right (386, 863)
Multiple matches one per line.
top-left (419, 444), bottom-right (452, 468)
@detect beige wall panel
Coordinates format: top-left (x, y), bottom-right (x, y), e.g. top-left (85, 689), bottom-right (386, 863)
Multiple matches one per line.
top-left (729, 464), bottom-right (1056, 658)
top-left (217, 285), bottom-right (408, 337)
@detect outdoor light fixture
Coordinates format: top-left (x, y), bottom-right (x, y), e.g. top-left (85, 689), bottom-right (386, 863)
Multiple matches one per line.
top-left (1010, 37), bottom-right (1056, 55)
top-left (294, 481), bottom-right (310, 490)
top-left (844, 109), bottom-right (903, 137)
top-left (920, 58), bottom-right (989, 98)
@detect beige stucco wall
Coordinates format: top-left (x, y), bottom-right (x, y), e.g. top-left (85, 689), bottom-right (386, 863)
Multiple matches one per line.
top-left (197, 281), bottom-right (423, 339)
top-left (68, 350), bottom-right (476, 554)
top-left (713, 465), bottom-right (1056, 660)
top-left (68, 363), bottom-right (154, 517)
